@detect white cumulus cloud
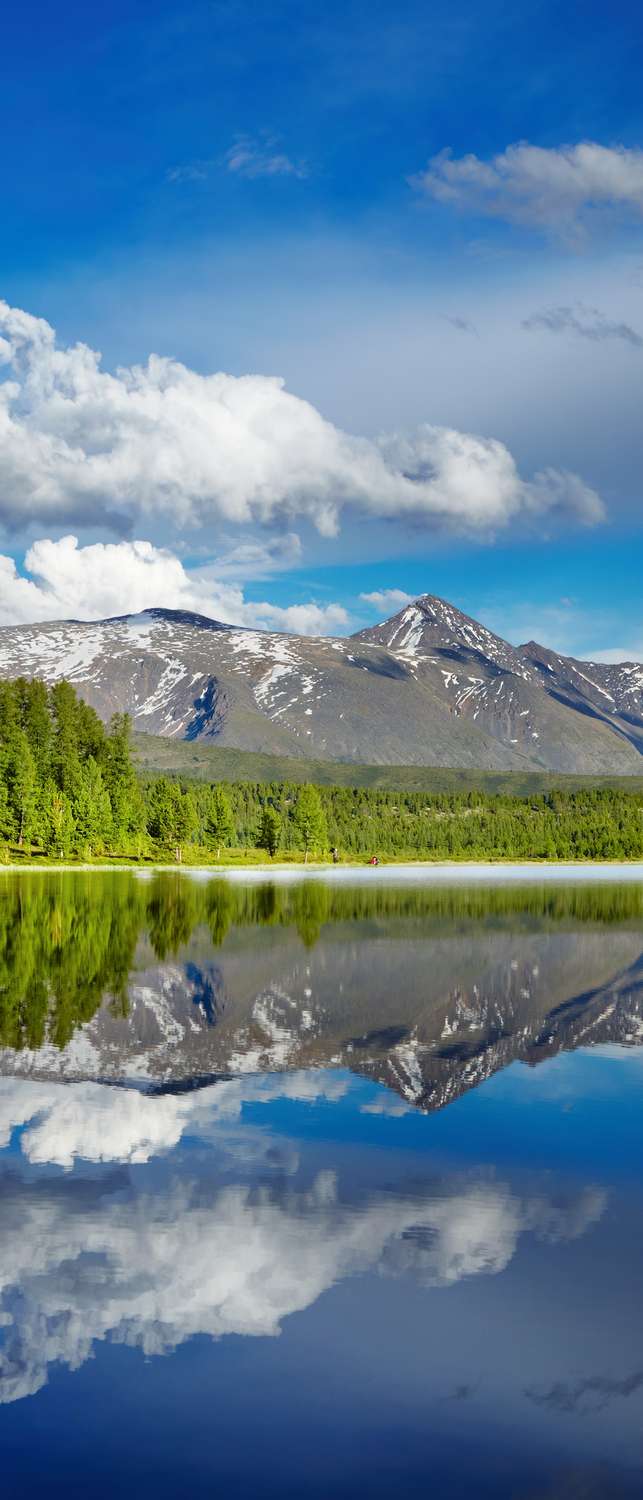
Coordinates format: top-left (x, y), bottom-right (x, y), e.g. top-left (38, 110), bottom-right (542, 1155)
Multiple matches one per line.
top-left (413, 141), bottom-right (643, 241)
top-left (0, 301), bottom-right (604, 541)
top-left (0, 536), bottom-right (349, 634)
top-left (360, 588), bottom-right (415, 611)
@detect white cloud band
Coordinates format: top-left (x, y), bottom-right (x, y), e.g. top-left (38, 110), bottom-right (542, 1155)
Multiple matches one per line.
top-left (0, 301), bottom-right (604, 542)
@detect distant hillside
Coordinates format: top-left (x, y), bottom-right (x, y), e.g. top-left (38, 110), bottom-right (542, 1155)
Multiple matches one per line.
top-left (132, 731), bottom-right (643, 797)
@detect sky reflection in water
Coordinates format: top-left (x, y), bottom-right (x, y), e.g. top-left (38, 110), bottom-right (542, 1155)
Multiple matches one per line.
top-left (0, 872), bottom-right (642, 1497)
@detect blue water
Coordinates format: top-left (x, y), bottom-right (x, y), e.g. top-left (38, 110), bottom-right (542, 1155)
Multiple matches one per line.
top-left (0, 1056), bottom-right (641, 1497)
top-left (0, 872), bottom-right (642, 1496)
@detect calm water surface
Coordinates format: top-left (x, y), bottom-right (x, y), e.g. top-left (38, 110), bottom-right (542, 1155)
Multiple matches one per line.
top-left (1, 871), bottom-right (642, 1497)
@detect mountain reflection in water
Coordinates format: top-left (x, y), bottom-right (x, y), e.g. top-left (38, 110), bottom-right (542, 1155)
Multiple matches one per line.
top-left (1, 872), bottom-right (643, 1498)
top-left (1, 871), bottom-right (643, 1107)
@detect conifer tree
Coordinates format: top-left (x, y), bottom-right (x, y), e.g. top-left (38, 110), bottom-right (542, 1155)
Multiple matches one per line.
top-left (205, 785), bottom-right (234, 854)
top-left (73, 758), bottom-right (112, 856)
top-left (103, 713), bottom-right (144, 849)
top-left (21, 679), bottom-right (53, 781)
top-left (147, 777), bottom-right (173, 846)
top-left (258, 805), bottom-right (281, 857)
top-left (173, 785), bottom-right (198, 862)
top-left (147, 778), bottom-right (198, 861)
top-left (45, 786), bottom-right (76, 859)
top-left (294, 784), bottom-right (327, 861)
top-left (50, 680), bottom-right (83, 797)
top-left (5, 731), bottom-right (37, 848)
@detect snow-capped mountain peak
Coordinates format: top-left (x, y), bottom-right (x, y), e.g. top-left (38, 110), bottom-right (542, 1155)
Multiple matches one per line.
top-left (0, 593), bottom-right (642, 772)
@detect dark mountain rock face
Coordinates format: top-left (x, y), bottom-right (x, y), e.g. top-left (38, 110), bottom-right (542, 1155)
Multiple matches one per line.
top-left (1, 595), bottom-right (642, 771)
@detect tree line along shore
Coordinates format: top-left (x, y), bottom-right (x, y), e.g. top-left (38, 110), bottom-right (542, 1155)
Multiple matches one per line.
top-left (1, 677), bottom-right (643, 864)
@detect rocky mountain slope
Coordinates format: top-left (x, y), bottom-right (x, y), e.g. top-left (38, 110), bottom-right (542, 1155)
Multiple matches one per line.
top-left (0, 593), bottom-right (642, 772)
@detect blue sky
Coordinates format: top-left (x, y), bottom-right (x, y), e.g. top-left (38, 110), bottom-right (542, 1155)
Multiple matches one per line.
top-left (1, 0), bottom-right (643, 654)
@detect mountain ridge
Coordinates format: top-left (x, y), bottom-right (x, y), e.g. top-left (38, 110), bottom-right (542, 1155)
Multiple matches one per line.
top-left (0, 594), bottom-right (642, 773)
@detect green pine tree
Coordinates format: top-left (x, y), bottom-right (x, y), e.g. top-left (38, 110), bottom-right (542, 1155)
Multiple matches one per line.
top-left (72, 758), bottom-right (113, 856)
top-left (4, 730), bottom-right (37, 848)
top-left (258, 805), bottom-right (282, 857)
top-left (45, 785), bottom-right (76, 859)
top-left (205, 785), bottom-right (235, 854)
top-left (103, 713), bottom-right (144, 850)
top-left (294, 784), bottom-right (327, 862)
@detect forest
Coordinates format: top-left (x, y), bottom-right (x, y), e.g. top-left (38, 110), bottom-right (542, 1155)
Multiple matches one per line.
top-left (1, 676), bottom-right (643, 863)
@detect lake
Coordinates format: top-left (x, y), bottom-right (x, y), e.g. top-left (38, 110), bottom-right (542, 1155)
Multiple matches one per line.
top-left (1, 870), bottom-right (642, 1497)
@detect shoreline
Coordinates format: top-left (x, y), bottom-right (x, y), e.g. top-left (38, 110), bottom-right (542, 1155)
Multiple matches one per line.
top-left (1, 859), bottom-right (643, 882)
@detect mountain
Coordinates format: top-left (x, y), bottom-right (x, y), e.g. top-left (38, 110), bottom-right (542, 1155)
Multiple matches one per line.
top-left (2, 920), bottom-right (643, 1114)
top-left (0, 594), bottom-right (642, 772)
